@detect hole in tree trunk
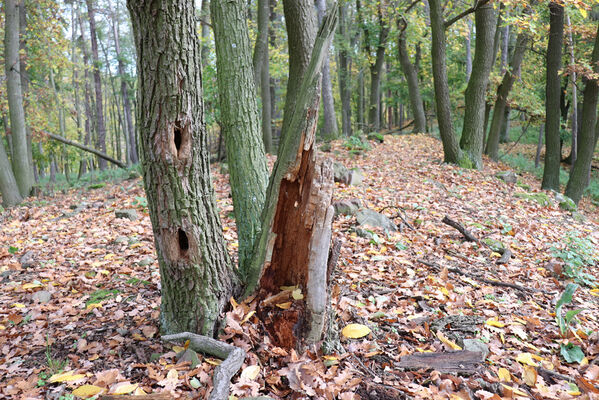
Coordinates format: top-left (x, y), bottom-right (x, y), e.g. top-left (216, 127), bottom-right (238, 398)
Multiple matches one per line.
top-left (178, 228), bottom-right (189, 256)
top-left (174, 124), bottom-right (183, 153)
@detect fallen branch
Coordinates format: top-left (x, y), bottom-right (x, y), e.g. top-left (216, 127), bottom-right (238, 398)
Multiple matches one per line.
top-left (442, 216), bottom-right (512, 264)
top-left (162, 332), bottom-right (246, 400)
top-left (417, 259), bottom-right (540, 294)
top-left (43, 131), bottom-right (127, 169)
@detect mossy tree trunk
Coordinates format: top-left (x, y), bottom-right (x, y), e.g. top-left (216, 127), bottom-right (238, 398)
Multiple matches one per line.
top-left (565, 24), bottom-right (599, 204)
top-left (397, 20), bottom-right (426, 134)
top-left (542, 2), bottom-right (564, 191)
top-left (128, 0), bottom-right (238, 336)
top-left (459, 3), bottom-right (498, 169)
top-left (211, 0), bottom-right (269, 278)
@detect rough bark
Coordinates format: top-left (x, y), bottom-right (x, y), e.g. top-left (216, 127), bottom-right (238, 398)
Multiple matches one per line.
top-left (246, 8), bottom-right (338, 348)
top-left (316, 0), bottom-right (338, 138)
top-left (486, 32), bottom-right (529, 160)
top-left (0, 140), bottom-right (22, 207)
top-left (4, 0), bottom-right (33, 198)
top-left (337, 1), bottom-right (352, 136)
top-left (18, 0), bottom-right (34, 183)
top-left (200, 0), bottom-right (210, 67)
top-left (535, 124), bottom-right (544, 168)
top-left (211, 0), bottom-right (269, 278)
top-left (566, 14), bottom-right (578, 167)
top-left (428, 0), bottom-right (463, 164)
top-left (77, 8), bottom-right (93, 176)
top-left (252, 0), bottom-right (273, 153)
top-left (398, 21), bottom-right (426, 133)
top-left (253, 0), bottom-right (269, 85)
top-left (465, 17), bottom-right (473, 81)
top-left (127, 0), bottom-right (237, 335)
top-left (565, 24), bottom-right (599, 204)
top-left (86, 0), bottom-right (108, 170)
top-left (542, 2), bottom-right (564, 191)
top-left (366, 9), bottom-right (389, 133)
top-left (280, 0), bottom-right (318, 141)
top-left (459, 3), bottom-right (498, 169)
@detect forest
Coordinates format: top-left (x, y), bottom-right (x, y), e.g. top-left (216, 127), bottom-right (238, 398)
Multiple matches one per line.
top-left (2, 0), bottom-right (599, 399)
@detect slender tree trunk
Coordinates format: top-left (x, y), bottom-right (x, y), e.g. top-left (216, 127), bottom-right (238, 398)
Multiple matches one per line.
top-left (465, 17), bottom-right (473, 81)
top-left (253, 0), bottom-right (269, 85)
top-left (542, 2), bottom-right (564, 191)
top-left (460, 3), bottom-right (498, 169)
top-left (128, 0), bottom-right (237, 335)
top-left (0, 140), bottom-right (22, 207)
top-left (535, 124), bottom-right (544, 168)
top-left (337, 1), bottom-right (352, 136)
top-left (252, 0), bottom-right (273, 152)
top-left (428, 0), bottom-right (462, 164)
top-left (86, 0), bottom-right (108, 170)
top-left (397, 24), bottom-right (426, 133)
top-left (77, 8), bottom-right (93, 176)
top-left (367, 22), bottom-right (388, 133)
top-left (211, 0), bottom-right (269, 279)
top-left (4, 0), bottom-right (33, 198)
top-left (500, 9), bottom-right (510, 73)
top-left (316, 0), bottom-right (338, 138)
top-left (19, 0), bottom-right (34, 183)
top-left (566, 14), bottom-right (578, 168)
top-left (486, 32), bottom-right (529, 160)
top-left (565, 24), bottom-right (599, 204)
top-left (358, 69), bottom-right (365, 130)
top-left (200, 0), bottom-right (210, 67)
top-left (280, 0), bottom-right (318, 141)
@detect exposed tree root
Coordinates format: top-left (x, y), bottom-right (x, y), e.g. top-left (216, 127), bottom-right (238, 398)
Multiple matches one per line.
top-left (162, 332), bottom-right (246, 400)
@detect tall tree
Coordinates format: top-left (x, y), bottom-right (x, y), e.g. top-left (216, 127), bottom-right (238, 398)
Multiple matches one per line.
top-left (211, 0), bottom-right (269, 277)
top-left (337, 0), bottom-right (352, 136)
top-left (542, 2), bottom-right (564, 191)
top-left (252, 0), bottom-right (273, 152)
top-left (460, 3), bottom-right (498, 169)
top-left (316, 0), bottom-right (338, 138)
top-left (128, 0), bottom-right (238, 335)
top-left (4, 0), bottom-right (34, 198)
top-left (85, 0), bottom-right (108, 170)
top-left (565, 24), bottom-right (599, 204)
top-left (0, 140), bottom-right (22, 207)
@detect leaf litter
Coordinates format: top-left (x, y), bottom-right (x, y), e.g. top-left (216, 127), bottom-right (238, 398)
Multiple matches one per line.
top-left (1, 134), bottom-right (598, 399)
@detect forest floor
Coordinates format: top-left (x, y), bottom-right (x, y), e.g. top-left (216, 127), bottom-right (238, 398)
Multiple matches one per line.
top-left (1, 134), bottom-right (599, 400)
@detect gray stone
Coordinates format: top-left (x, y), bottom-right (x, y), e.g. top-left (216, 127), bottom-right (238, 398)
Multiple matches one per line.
top-left (554, 192), bottom-right (577, 211)
top-left (117, 327), bottom-right (129, 336)
top-left (348, 169), bottom-right (364, 186)
top-left (115, 209), bottom-right (138, 221)
top-left (352, 227), bottom-right (375, 240)
top-left (138, 257), bottom-right (153, 267)
top-left (333, 199), bottom-right (361, 217)
top-left (462, 339), bottom-right (489, 360)
top-left (19, 251), bottom-right (37, 268)
top-left (333, 162), bottom-right (350, 184)
top-left (32, 290), bottom-right (52, 303)
top-left (356, 209), bottom-right (397, 232)
top-left (113, 236), bottom-right (128, 245)
top-left (496, 171), bottom-right (517, 184)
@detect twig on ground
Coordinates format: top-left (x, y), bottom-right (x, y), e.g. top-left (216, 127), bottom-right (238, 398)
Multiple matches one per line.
top-left (162, 332), bottom-right (246, 400)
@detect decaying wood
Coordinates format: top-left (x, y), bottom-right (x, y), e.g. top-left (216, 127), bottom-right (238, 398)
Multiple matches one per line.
top-left (442, 215), bottom-right (512, 264)
top-left (327, 238), bottom-right (341, 282)
top-left (43, 131), bottom-right (127, 169)
top-left (246, 6), bottom-right (339, 349)
top-left (162, 332), bottom-right (245, 400)
top-left (398, 351), bottom-right (484, 374)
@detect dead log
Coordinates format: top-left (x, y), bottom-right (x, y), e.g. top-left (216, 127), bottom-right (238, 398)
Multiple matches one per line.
top-left (245, 7), bottom-right (339, 349)
top-left (43, 131), bottom-right (127, 169)
top-left (398, 351), bottom-right (484, 374)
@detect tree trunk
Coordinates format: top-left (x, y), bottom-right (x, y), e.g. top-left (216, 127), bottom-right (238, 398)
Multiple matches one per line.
top-left (565, 24), bottom-right (599, 204)
top-left (367, 16), bottom-right (388, 133)
top-left (128, 0), bottom-right (237, 335)
top-left (200, 0), bottom-right (210, 68)
top-left (429, 0), bottom-right (462, 164)
top-left (465, 17), bottom-right (473, 81)
top-left (110, 1), bottom-right (138, 165)
top-left (280, 0), bottom-right (317, 141)
top-left (211, 0), bottom-right (269, 278)
top-left (316, 0), bottom-right (338, 138)
top-left (337, 1), bottom-right (352, 136)
top-left (19, 0), bottom-right (34, 184)
top-left (357, 69), bottom-right (365, 130)
top-left (486, 32), bottom-right (529, 160)
top-left (0, 140), bottom-right (22, 207)
top-left (78, 7), bottom-right (93, 177)
top-left (398, 23), bottom-right (426, 133)
top-left (542, 2), bottom-right (564, 191)
top-left (247, 9), bottom-right (337, 348)
top-left (252, 0), bottom-right (273, 153)
top-left (566, 14), bottom-right (578, 168)
top-left (459, 3), bottom-right (498, 169)
top-left (86, 0), bottom-right (108, 170)
top-left (4, 0), bottom-right (33, 198)
top-left (535, 124), bottom-right (544, 168)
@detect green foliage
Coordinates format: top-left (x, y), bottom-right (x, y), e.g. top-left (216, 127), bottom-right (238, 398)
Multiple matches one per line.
top-left (132, 196), bottom-right (148, 208)
top-left (513, 192), bottom-right (553, 206)
top-left (561, 342), bottom-right (585, 364)
top-left (45, 335), bottom-right (67, 375)
top-left (554, 283), bottom-right (586, 363)
top-left (551, 232), bottom-right (598, 286)
top-left (343, 134), bottom-right (371, 152)
top-left (85, 289), bottom-right (120, 307)
top-left (8, 246), bottom-right (19, 255)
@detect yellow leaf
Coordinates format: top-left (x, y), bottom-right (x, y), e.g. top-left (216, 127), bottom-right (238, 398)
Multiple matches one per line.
top-left (86, 303), bottom-right (102, 311)
top-left (436, 331), bottom-right (462, 350)
top-left (522, 365), bottom-right (537, 387)
top-left (501, 384), bottom-right (528, 397)
top-left (516, 352), bottom-right (538, 367)
top-left (22, 282), bottom-right (43, 289)
top-left (129, 242), bottom-right (143, 249)
top-left (167, 369), bottom-right (178, 380)
top-left (590, 289), bottom-right (599, 297)
top-left (132, 333), bottom-right (145, 341)
top-left (72, 384), bottom-right (103, 398)
top-left (240, 365), bottom-right (260, 380)
top-left (230, 297), bottom-right (239, 309)
top-left (498, 367), bottom-right (511, 382)
top-left (323, 355), bottom-right (338, 360)
top-left (581, 8), bottom-right (588, 18)
top-left (241, 310), bottom-right (255, 324)
top-left (109, 382), bottom-right (138, 395)
top-left (292, 288), bottom-right (304, 300)
top-left (486, 317), bottom-right (505, 328)
top-left (12, 303), bottom-right (25, 308)
top-left (48, 371), bottom-right (86, 383)
top-left (341, 323), bottom-right (371, 339)
top-left (205, 358), bottom-right (222, 366)
top-left (440, 287), bottom-right (450, 297)
top-left (276, 302), bottom-right (292, 310)
top-left (172, 345), bottom-right (185, 353)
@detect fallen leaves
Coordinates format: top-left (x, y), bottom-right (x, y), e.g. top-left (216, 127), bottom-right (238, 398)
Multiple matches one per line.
top-left (341, 323), bottom-right (371, 339)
